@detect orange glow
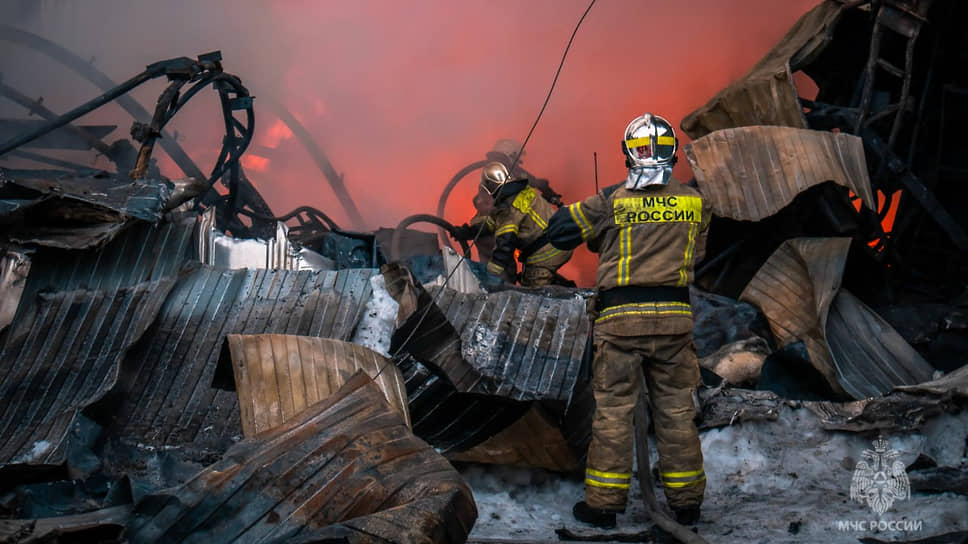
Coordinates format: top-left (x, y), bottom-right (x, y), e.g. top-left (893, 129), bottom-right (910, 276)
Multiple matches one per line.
top-left (262, 119), bottom-right (294, 149)
top-left (241, 154), bottom-right (270, 173)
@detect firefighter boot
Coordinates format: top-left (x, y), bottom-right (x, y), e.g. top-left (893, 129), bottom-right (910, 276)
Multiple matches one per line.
top-left (673, 505), bottom-right (700, 525)
top-left (572, 501), bottom-right (617, 529)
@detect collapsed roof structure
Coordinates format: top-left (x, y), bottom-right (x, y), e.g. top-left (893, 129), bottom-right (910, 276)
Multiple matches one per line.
top-left (0, 1), bottom-right (966, 542)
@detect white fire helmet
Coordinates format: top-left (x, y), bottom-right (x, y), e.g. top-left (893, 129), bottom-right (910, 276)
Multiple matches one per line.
top-left (622, 113), bottom-right (678, 188)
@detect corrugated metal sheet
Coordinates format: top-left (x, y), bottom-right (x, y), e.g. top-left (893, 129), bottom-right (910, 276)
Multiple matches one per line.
top-left (126, 372), bottom-right (477, 544)
top-left (226, 334), bottom-right (410, 435)
top-left (826, 289), bottom-right (935, 398)
top-left (107, 266), bottom-right (375, 456)
top-left (681, 0), bottom-right (846, 138)
top-left (384, 263), bottom-right (590, 403)
top-left (447, 405), bottom-right (578, 472)
top-left (0, 247), bottom-right (29, 333)
top-left (436, 286), bottom-right (589, 402)
top-left (0, 280), bottom-right (175, 466)
top-left (741, 237), bottom-right (934, 399)
top-left (17, 214), bottom-right (196, 311)
top-left (396, 353), bottom-right (530, 454)
top-left (683, 126), bottom-right (876, 221)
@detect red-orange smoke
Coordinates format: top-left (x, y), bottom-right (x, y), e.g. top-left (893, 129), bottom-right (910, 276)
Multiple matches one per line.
top-left (0, 0), bottom-right (822, 285)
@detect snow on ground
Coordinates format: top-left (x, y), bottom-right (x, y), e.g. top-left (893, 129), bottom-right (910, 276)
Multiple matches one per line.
top-left (462, 407), bottom-right (968, 543)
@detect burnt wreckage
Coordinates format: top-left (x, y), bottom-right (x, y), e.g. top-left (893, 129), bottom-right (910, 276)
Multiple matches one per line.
top-left (0, 1), bottom-right (967, 542)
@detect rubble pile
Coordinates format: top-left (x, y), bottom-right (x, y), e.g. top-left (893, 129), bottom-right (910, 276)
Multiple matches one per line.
top-left (0, 1), bottom-right (966, 542)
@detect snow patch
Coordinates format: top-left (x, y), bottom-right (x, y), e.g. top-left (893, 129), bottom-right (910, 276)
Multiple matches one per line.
top-left (351, 274), bottom-right (399, 357)
top-left (12, 440), bottom-right (52, 463)
top-left (461, 322), bottom-right (499, 372)
top-left (464, 407), bottom-right (968, 543)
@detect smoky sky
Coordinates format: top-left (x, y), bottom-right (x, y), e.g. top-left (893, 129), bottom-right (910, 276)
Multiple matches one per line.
top-left (0, 0), bottom-right (819, 285)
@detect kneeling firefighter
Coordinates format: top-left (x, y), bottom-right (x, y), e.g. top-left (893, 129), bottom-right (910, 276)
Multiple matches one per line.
top-left (544, 113), bottom-right (711, 528)
top-left (455, 161), bottom-right (573, 287)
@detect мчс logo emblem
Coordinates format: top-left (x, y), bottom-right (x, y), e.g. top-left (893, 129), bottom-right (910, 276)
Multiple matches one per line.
top-left (849, 436), bottom-right (911, 515)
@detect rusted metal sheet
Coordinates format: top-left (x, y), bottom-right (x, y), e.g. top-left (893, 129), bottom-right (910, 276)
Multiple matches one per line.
top-left (126, 372), bottom-right (477, 544)
top-left (384, 263), bottom-right (590, 402)
top-left (447, 405), bottom-right (578, 472)
top-left (806, 391), bottom-right (959, 433)
top-left (681, 1), bottom-right (847, 138)
top-left (0, 280), bottom-right (174, 466)
top-left (740, 237), bottom-right (934, 399)
top-left (0, 247), bottom-right (30, 333)
top-left (107, 267), bottom-right (375, 457)
top-left (226, 334), bottom-right (410, 435)
top-left (684, 126), bottom-right (875, 221)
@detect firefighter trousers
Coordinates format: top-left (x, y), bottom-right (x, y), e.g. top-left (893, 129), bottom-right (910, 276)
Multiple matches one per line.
top-left (584, 330), bottom-right (705, 511)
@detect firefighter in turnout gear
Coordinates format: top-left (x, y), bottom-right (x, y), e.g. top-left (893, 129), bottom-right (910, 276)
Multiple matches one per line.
top-left (464, 161), bottom-right (573, 286)
top-left (545, 113), bottom-right (710, 528)
top-left (451, 140), bottom-right (564, 264)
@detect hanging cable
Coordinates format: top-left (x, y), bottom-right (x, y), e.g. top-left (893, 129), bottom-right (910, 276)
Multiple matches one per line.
top-left (376, 0), bottom-right (599, 375)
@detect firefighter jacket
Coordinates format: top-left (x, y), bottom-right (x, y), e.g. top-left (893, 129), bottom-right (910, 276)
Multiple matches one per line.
top-left (485, 180), bottom-right (569, 280)
top-left (546, 180), bottom-right (711, 335)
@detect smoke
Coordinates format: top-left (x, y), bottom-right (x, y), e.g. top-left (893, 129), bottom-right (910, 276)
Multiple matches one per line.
top-left (0, 0), bottom-right (819, 285)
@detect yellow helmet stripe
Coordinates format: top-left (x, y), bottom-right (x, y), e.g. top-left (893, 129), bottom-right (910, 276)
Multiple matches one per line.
top-left (625, 135), bottom-right (675, 148)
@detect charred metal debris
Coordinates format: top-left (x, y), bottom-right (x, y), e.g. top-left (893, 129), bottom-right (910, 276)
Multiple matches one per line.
top-left (0, 2), bottom-right (966, 542)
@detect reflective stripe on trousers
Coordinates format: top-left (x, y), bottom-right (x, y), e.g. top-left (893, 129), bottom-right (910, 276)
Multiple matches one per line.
top-left (585, 468), bottom-right (631, 490)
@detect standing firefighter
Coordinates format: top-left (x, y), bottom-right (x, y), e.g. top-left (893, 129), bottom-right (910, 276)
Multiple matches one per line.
top-left (545, 113), bottom-right (710, 528)
top-left (457, 161), bottom-right (573, 287)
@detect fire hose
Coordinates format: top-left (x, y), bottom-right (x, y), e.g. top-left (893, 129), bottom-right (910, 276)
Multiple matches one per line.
top-left (390, 214), bottom-right (471, 263)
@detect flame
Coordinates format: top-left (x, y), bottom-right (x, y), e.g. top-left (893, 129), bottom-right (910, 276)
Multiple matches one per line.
top-left (851, 189), bottom-right (901, 249)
